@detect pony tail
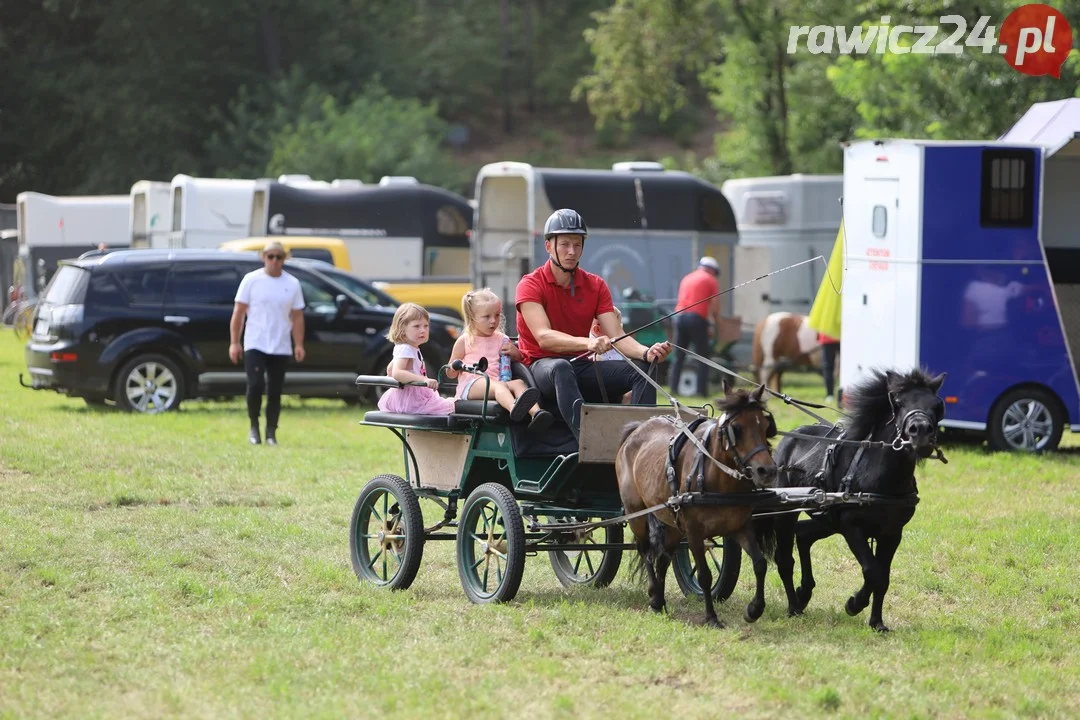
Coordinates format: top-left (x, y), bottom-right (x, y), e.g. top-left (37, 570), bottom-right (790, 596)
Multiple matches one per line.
top-left (753, 517), bottom-right (777, 561)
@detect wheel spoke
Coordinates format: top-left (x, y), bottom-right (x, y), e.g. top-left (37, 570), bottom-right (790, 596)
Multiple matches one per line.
top-left (583, 551), bottom-right (596, 575)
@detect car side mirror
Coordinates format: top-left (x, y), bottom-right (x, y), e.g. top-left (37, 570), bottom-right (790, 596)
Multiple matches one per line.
top-left (335, 294), bottom-right (350, 313)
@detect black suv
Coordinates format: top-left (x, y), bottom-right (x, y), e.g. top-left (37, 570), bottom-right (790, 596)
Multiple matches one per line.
top-left (21, 249), bottom-right (462, 412)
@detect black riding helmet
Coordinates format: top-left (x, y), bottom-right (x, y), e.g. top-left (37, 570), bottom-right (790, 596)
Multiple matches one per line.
top-left (543, 209), bottom-right (588, 240)
top-left (543, 210), bottom-right (588, 295)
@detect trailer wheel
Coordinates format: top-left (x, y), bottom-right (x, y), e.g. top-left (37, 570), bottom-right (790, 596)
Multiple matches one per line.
top-left (456, 483), bottom-right (525, 604)
top-left (349, 474), bottom-right (425, 590)
top-left (988, 386), bottom-right (1065, 453)
top-left (548, 520), bottom-right (623, 588)
top-left (671, 535), bottom-right (742, 601)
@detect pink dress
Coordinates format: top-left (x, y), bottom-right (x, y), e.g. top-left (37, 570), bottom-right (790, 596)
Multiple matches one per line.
top-left (377, 344), bottom-right (456, 415)
top-left (455, 332), bottom-right (508, 399)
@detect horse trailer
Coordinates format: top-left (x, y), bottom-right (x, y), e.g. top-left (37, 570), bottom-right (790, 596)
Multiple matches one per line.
top-left (248, 179), bottom-right (473, 281)
top-left (129, 180), bottom-right (172, 249)
top-left (721, 174), bottom-right (843, 329)
top-left (840, 126), bottom-right (1080, 452)
top-left (168, 174), bottom-right (256, 249)
top-left (472, 161), bottom-right (739, 332)
top-left (14, 192), bottom-right (131, 296)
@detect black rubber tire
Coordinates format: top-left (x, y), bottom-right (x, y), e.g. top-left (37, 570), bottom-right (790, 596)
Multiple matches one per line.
top-left (349, 474), bottom-right (425, 590)
top-left (671, 535), bottom-right (742, 601)
top-left (548, 521), bottom-right (623, 589)
top-left (987, 386), bottom-right (1065, 453)
top-left (113, 353), bottom-right (185, 413)
top-left (456, 483), bottom-right (526, 604)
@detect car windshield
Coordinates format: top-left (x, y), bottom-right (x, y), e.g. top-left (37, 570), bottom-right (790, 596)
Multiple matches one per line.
top-left (317, 269), bottom-right (397, 308)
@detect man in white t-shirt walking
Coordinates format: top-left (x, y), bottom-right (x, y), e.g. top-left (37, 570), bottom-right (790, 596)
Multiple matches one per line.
top-left (229, 241), bottom-right (306, 445)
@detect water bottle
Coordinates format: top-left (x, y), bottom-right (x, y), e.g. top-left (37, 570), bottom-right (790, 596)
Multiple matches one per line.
top-left (499, 338), bottom-right (513, 382)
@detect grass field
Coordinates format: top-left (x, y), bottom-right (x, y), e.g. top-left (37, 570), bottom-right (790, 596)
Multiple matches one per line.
top-left (1, 331), bottom-right (1078, 719)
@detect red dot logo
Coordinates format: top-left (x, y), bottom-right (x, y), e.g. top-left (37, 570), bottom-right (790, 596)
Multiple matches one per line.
top-left (999, 4), bottom-right (1073, 78)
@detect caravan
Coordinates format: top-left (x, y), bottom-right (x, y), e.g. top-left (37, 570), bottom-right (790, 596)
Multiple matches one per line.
top-left (129, 181), bottom-right (172, 248)
top-left (721, 174), bottom-right (842, 328)
top-left (472, 161), bottom-right (739, 332)
top-left (169, 174), bottom-right (255, 249)
top-left (840, 116), bottom-right (1080, 452)
top-left (14, 192), bottom-right (131, 296)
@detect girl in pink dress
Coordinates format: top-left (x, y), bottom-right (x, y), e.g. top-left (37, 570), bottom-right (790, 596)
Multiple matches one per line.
top-left (377, 302), bottom-right (457, 415)
top-left (446, 288), bottom-right (553, 432)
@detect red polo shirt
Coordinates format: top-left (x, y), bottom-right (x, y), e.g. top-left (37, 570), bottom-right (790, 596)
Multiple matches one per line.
top-left (675, 268), bottom-right (719, 319)
top-left (515, 261), bottom-right (615, 365)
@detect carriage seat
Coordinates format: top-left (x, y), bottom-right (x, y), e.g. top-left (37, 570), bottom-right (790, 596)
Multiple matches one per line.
top-left (355, 374), bottom-right (510, 429)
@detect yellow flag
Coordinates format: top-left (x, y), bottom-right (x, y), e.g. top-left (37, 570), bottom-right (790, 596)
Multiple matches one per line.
top-left (808, 224), bottom-right (843, 340)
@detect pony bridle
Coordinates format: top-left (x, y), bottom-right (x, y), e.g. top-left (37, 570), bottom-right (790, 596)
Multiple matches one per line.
top-left (887, 393), bottom-right (941, 453)
top-left (713, 412), bottom-right (772, 479)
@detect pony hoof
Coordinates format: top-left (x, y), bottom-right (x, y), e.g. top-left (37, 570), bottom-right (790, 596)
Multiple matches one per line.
top-left (871, 621), bottom-right (890, 633)
top-left (706, 617), bottom-right (725, 629)
top-left (845, 596), bottom-right (866, 617)
top-left (649, 602), bottom-right (666, 614)
top-left (744, 602), bottom-right (764, 623)
top-left (787, 606), bottom-right (804, 617)
top-left (795, 586), bottom-right (813, 610)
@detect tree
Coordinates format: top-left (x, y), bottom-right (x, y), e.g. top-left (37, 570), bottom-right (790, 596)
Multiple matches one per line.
top-left (265, 84), bottom-right (466, 192)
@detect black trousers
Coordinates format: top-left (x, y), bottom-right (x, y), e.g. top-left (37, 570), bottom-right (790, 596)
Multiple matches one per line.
top-left (668, 313), bottom-right (711, 396)
top-left (821, 342), bottom-right (840, 397)
top-left (529, 357), bottom-right (656, 440)
top-left (244, 350), bottom-right (289, 430)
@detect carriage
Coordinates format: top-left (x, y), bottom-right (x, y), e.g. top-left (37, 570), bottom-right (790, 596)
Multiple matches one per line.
top-left (348, 361), bottom-right (872, 606)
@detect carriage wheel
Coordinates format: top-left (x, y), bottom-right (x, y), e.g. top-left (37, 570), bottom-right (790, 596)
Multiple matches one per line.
top-left (548, 520), bottom-right (623, 588)
top-left (349, 474), bottom-right (425, 591)
top-left (456, 483), bottom-right (526, 604)
top-left (671, 535), bottom-right (742, 601)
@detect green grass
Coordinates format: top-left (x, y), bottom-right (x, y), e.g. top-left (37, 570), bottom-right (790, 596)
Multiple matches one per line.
top-left (0, 331), bottom-right (1078, 718)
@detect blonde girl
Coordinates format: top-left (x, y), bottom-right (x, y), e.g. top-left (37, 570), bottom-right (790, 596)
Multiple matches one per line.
top-left (446, 288), bottom-right (554, 432)
top-left (377, 302), bottom-right (456, 415)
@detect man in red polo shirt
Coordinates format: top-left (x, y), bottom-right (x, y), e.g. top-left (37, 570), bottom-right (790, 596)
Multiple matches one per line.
top-left (516, 208), bottom-right (672, 439)
top-left (668, 256), bottom-right (722, 396)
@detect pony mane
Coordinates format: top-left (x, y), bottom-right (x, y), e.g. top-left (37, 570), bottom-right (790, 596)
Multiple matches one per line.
top-left (716, 388), bottom-right (767, 416)
top-left (843, 367), bottom-right (940, 439)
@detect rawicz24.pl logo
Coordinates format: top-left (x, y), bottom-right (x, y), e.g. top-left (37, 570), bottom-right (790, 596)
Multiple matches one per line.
top-left (786, 3), bottom-right (1073, 77)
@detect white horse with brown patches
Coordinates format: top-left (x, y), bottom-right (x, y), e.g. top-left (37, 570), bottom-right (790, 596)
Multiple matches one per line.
top-left (751, 312), bottom-right (822, 393)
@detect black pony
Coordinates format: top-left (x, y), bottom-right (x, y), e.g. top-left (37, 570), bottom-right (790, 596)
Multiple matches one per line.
top-left (761, 368), bottom-right (946, 632)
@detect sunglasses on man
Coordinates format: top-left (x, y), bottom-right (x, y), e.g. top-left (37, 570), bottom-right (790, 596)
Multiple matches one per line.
top-left (264, 253), bottom-right (286, 261)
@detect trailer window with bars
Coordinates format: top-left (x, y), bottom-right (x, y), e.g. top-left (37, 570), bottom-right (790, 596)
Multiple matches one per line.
top-left (980, 149), bottom-right (1034, 228)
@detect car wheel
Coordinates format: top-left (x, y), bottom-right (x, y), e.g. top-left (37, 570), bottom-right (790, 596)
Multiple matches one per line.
top-left (114, 353), bottom-right (185, 414)
top-left (987, 386), bottom-right (1064, 453)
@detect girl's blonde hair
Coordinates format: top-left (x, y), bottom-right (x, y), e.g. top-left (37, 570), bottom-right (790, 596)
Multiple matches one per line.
top-left (461, 288), bottom-right (505, 340)
top-left (386, 302), bottom-right (429, 344)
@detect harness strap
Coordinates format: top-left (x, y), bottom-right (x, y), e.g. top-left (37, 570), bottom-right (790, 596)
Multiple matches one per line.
top-left (668, 342), bottom-right (843, 426)
top-left (666, 416), bottom-right (710, 495)
top-left (612, 348), bottom-right (746, 481)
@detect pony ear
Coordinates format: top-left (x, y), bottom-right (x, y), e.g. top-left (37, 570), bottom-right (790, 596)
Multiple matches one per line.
top-left (884, 369), bottom-right (903, 391)
top-left (721, 375), bottom-right (735, 395)
top-left (751, 383), bottom-right (765, 402)
top-left (928, 372), bottom-right (947, 393)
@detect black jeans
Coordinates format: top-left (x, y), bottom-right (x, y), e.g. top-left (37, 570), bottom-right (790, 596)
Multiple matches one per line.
top-left (821, 342), bottom-right (840, 397)
top-left (244, 350), bottom-right (289, 430)
top-left (668, 313), bottom-right (711, 396)
top-left (529, 357), bottom-right (656, 440)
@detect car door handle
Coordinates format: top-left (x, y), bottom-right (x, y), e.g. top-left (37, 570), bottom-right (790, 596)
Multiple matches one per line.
top-left (365, 328), bottom-right (377, 334)
top-left (164, 315), bottom-right (190, 325)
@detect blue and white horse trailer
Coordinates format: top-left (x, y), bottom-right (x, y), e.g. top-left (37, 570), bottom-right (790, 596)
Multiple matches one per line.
top-left (840, 138), bottom-right (1080, 452)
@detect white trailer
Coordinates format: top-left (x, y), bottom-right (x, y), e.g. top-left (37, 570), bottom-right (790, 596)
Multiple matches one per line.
top-left (721, 174), bottom-right (843, 328)
top-left (168, 174), bottom-right (255, 249)
top-left (473, 161), bottom-right (740, 332)
top-left (15, 192), bottom-right (131, 294)
top-left (129, 180), bottom-right (172, 249)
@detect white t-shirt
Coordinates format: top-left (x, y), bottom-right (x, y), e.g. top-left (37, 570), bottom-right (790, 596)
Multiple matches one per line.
top-left (963, 280), bottom-right (1024, 329)
top-left (235, 269), bottom-right (305, 355)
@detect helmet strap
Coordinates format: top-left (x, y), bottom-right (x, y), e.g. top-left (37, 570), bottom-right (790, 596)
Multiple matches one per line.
top-left (548, 239), bottom-right (579, 298)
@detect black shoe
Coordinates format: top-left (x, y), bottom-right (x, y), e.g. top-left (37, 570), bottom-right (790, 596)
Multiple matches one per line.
top-left (249, 427), bottom-right (261, 445)
top-left (510, 387), bottom-right (541, 422)
top-left (527, 409), bottom-right (554, 433)
top-left (265, 430), bottom-right (277, 446)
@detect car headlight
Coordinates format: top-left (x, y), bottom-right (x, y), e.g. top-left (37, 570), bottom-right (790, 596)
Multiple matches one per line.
top-left (444, 325), bottom-right (462, 340)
